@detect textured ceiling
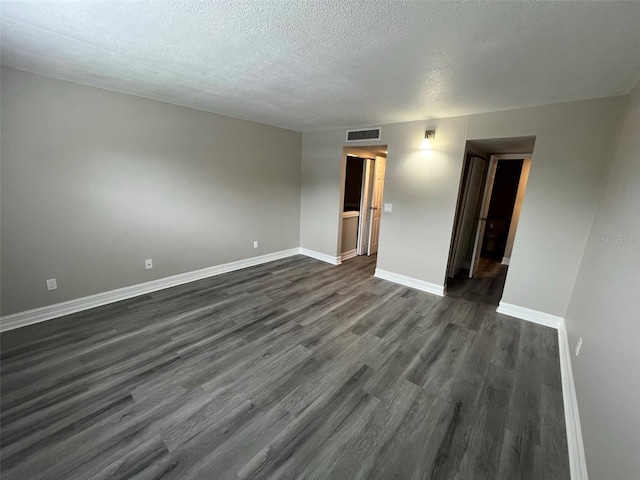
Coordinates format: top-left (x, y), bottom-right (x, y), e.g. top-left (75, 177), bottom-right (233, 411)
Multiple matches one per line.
top-left (2, 1), bottom-right (639, 132)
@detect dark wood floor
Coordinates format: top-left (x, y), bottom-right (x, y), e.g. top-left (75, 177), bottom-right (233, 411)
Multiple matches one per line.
top-left (0, 254), bottom-right (569, 479)
top-left (446, 256), bottom-right (508, 306)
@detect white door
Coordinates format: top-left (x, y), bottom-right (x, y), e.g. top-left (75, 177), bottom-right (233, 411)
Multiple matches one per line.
top-left (469, 158), bottom-right (498, 277)
top-left (357, 159), bottom-right (374, 255)
top-left (448, 156), bottom-right (487, 277)
top-left (367, 156), bottom-right (386, 255)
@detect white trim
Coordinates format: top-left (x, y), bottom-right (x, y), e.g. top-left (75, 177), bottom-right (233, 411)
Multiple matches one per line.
top-left (558, 325), bottom-right (588, 480)
top-left (339, 249), bottom-right (358, 261)
top-left (501, 257), bottom-right (510, 266)
top-left (357, 158), bottom-right (374, 256)
top-left (497, 303), bottom-right (587, 478)
top-left (496, 302), bottom-right (564, 329)
top-left (299, 248), bottom-right (341, 265)
top-left (374, 269), bottom-right (445, 296)
top-left (0, 248), bottom-right (300, 332)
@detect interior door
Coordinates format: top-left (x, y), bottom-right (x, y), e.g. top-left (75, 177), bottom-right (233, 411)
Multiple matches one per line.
top-left (367, 156), bottom-right (386, 255)
top-left (469, 158), bottom-right (498, 277)
top-left (448, 156), bottom-right (487, 277)
top-left (357, 159), bottom-right (373, 255)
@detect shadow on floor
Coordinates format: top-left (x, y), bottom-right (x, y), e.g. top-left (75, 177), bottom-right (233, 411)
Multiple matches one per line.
top-left (446, 256), bottom-right (507, 306)
top-left (340, 253), bottom-right (377, 276)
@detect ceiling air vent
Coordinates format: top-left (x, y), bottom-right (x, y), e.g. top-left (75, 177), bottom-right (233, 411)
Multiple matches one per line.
top-left (346, 127), bottom-right (381, 142)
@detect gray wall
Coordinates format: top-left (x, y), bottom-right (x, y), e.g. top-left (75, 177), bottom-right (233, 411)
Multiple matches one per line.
top-left (300, 96), bottom-right (622, 317)
top-left (0, 67), bottom-right (302, 315)
top-left (564, 81), bottom-right (640, 479)
top-left (300, 130), bottom-right (345, 256)
top-left (466, 99), bottom-right (622, 316)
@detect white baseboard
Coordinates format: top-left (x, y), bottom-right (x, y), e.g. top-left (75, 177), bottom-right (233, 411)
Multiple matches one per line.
top-left (558, 325), bottom-right (588, 480)
top-left (496, 302), bottom-right (564, 329)
top-left (0, 248), bottom-right (301, 332)
top-left (339, 249), bottom-right (358, 261)
top-left (374, 269), bottom-right (445, 296)
top-left (501, 257), bottom-right (510, 265)
top-left (299, 248), bottom-right (341, 265)
top-left (1, 245), bottom-right (586, 480)
top-left (497, 304), bottom-right (586, 478)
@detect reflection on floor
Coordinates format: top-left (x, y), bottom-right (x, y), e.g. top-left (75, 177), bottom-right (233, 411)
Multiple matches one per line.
top-left (340, 253), bottom-right (377, 276)
top-left (446, 256), bottom-right (508, 306)
top-left (1, 253), bottom-right (568, 479)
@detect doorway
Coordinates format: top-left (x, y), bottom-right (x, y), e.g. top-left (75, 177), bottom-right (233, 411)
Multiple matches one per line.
top-left (339, 145), bottom-right (387, 271)
top-left (445, 137), bottom-right (534, 305)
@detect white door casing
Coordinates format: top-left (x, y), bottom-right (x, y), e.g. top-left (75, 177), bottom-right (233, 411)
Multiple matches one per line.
top-left (357, 159), bottom-right (374, 255)
top-left (469, 157), bottom-right (498, 278)
top-left (367, 156), bottom-right (386, 255)
top-left (449, 156), bottom-right (487, 277)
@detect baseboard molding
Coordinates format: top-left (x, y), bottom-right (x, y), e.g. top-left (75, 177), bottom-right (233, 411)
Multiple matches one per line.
top-left (299, 248), bottom-right (341, 265)
top-left (497, 303), bottom-right (586, 478)
top-left (558, 325), bottom-right (588, 479)
top-left (501, 257), bottom-right (510, 265)
top-left (374, 269), bottom-right (445, 296)
top-left (339, 249), bottom-right (358, 261)
top-left (2, 245), bottom-right (586, 479)
top-left (0, 248), bottom-right (301, 332)
top-left (496, 302), bottom-right (564, 329)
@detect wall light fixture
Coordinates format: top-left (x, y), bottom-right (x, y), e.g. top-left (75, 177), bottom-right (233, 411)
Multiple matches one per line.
top-left (420, 130), bottom-right (436, 150)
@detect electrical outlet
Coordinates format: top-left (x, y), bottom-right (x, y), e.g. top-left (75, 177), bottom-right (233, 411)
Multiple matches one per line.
top-left (253, 241), bottom-right (258, 249)
top-left (46, 278), bottom-right (58, 291)
top-left (145, 259), bottom-right (153, 270)
top-left (575, 337), bottom-right (583, 356)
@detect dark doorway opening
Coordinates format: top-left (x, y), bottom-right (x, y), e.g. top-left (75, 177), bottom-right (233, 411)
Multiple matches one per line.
top-left (445, 136), bottom-right (535, 306)
top-left (482, 160), bottom-right (523, 261)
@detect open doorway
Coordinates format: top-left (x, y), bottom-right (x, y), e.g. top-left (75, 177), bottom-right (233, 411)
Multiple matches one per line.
top-left (339, 145), bottom-right (387, 273)
top-left (445, 137), bottom-right (535, 305)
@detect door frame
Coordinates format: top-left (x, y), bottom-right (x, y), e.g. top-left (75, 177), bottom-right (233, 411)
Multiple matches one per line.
top-left (367, 155), bottom-right (386, 255)
top-left (446, 149), bottom-right (490, 278)
top-left (469, 153), bottom-right (532, 277)
top-left (357, 158), bottom-right (374, 255)
top-left (452, 155), bottom-right (488, 276)
top-left (339, 146), bottom-right (387, 261)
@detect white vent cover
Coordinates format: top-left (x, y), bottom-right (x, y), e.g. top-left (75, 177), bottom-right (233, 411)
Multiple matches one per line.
top-left (346, 127), bottom-right (381, 142)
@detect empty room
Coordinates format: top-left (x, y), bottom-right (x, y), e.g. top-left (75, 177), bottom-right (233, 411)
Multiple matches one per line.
top-left (1, 2), bottom-right (639, 479)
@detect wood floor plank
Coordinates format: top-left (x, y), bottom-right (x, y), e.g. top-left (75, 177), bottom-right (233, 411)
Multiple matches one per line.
top-left (454, 364), bottom-right (513, 479)
top-left (318, 379), bottom-right (422, 480)
top-left (0, 254), bottom-right (569, 479)
top-left (368, 391), bottom-right (449, 480)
